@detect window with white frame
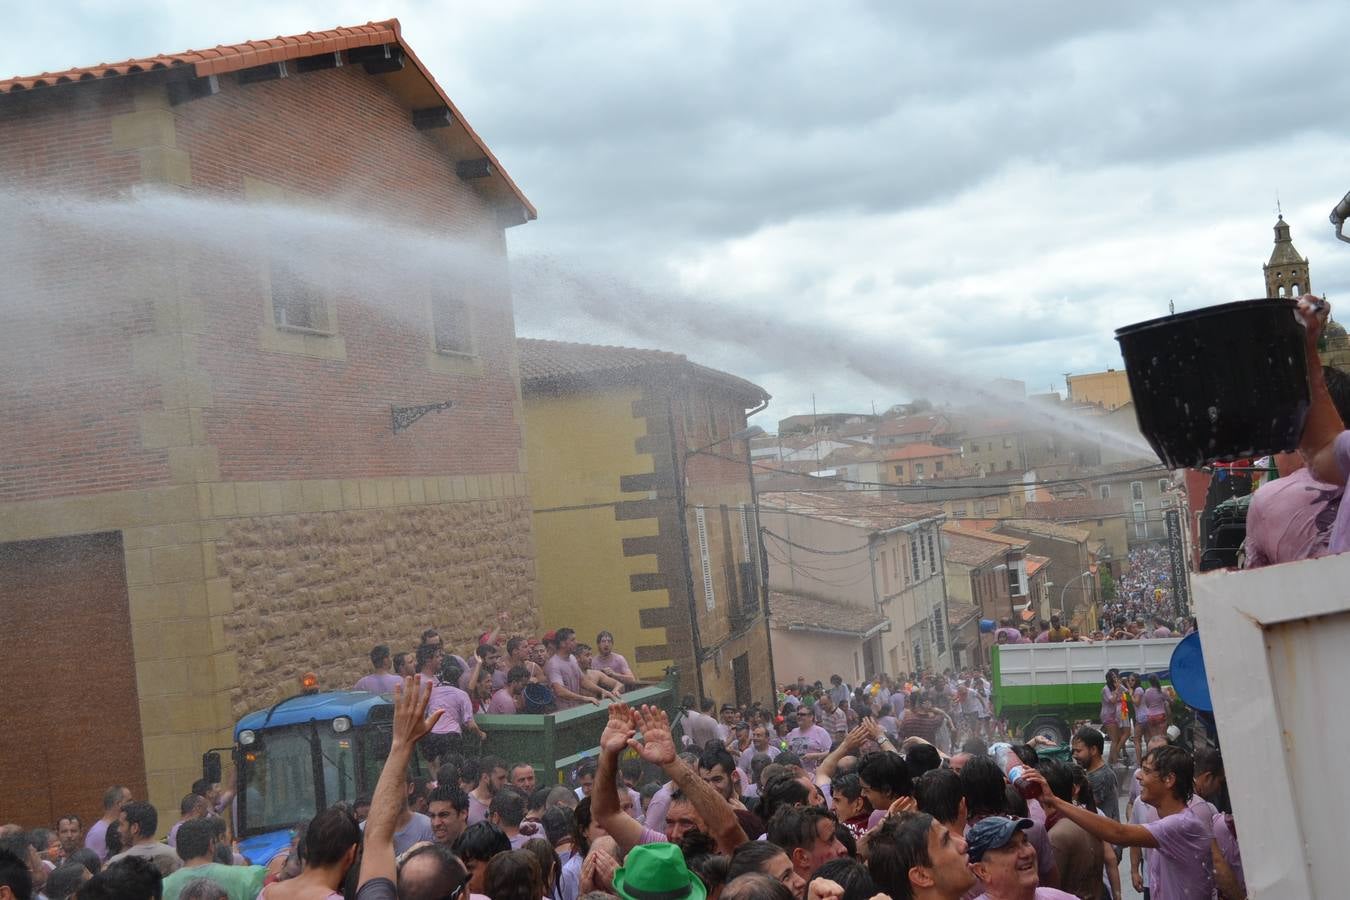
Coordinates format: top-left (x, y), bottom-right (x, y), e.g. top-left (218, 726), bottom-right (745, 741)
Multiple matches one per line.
top-left (1098, 484), bottom-right (1111, 499)
top-left (1158, 478), bottom-right (1169, 493)
top-left (910, 534), bottom-right (921, 581)
top-left (1131, 481), bottom-right (1144, 501)
top-left (1132, 500), bottom-right (1146, 538)
top-left (930, 603), bottom-right (946, 654)
top-left (926, 529), bottom-right (938, 574)
top-left (695, 508), bottom-right (715, 611)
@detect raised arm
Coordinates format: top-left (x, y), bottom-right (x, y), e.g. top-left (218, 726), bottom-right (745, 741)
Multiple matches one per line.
top-left (630, 704), bottom-right (747, 854)
top-left (593, 703), bottom-right (646, 852)
top-left (581, 670), bottom-right (620, 702)
top-left (359, 677), bottom-right (442, 889)
top-left (1020, 770), bottom-right (1156, 848)
top-left (1297, 296), bottom-right (1347, 484)
top-left (815, 722), bottom-right (869, 786)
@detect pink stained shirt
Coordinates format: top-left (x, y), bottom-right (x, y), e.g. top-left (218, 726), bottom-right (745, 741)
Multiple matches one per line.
top-left (1245, 466), bottom-right (1343, 566)
top-left (1327, 431), bottom-right (1350, 554)
top-left (425, 679), bottom-right (475, 735)
top-left (1142, 687), bottom-right (1168, 719)
top-left (592, 650), bottom-right (633, 677)
top-left (784, 724), bottom-right (832, 773)
top-left (486, 688), bottom-right (519, 715)
top-left (544, 654), bottom-right (586, 710)
top-left (1141, 803), bottom-right (1215, 900)
top-left (354, 672), bottom-right (403, 694)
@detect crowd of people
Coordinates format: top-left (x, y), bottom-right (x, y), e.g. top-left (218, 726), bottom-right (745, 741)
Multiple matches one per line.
top-left (0, 644), bottom-right (1242, 900)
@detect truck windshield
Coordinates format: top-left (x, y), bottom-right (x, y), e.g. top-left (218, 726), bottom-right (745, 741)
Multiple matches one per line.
top-left (239, 724), bottom-right (359, 835)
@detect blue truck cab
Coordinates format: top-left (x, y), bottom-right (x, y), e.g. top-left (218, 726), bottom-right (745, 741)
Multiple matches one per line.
top-left (229, 689), bottom-right (409, 865)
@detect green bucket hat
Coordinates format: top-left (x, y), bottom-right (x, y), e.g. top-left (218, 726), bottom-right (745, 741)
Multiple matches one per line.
top-left (612, 843), bottom-right (707, 900)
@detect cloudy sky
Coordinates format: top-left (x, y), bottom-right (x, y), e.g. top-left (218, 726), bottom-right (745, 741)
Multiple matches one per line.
top-left (6, 0), bottom-right (1350, 424)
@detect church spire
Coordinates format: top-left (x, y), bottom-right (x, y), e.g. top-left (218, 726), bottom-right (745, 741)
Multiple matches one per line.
top-left (1263, 215), bottom-right (1311, 298)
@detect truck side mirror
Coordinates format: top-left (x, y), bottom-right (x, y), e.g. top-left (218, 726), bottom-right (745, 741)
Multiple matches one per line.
top-left (202, 751), bottom-right (222, 785)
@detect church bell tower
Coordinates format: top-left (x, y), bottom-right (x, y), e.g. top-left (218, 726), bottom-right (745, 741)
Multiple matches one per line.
top-left (1263, 215), bottom-right (1312, 298)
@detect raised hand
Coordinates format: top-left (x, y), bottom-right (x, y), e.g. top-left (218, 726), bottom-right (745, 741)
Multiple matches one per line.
top-left (600, 703), bottom-right (635, 755)
top-left (393, 676), bottom-right (442, 746)
top-left (628, 704), bottom-right (677, 767)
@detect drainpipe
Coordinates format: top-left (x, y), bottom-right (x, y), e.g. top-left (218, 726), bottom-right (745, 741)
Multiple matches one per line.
top-left (667, 395), bottom-right (706, 704)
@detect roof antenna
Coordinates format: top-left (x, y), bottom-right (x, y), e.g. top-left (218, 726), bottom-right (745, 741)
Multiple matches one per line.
top-left (1276, 190), bottom-right (1282, 219)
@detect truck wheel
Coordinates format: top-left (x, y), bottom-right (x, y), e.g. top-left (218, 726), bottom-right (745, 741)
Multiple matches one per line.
top-left (1022, 715), bottom-right (1070, 746)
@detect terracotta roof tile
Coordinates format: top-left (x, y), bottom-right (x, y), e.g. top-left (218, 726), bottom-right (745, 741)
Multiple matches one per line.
top-left (517, 338), bottom-right (768, 403)
top-left (947, 600), bottom-right (981, 628)
top-left (760, 490), bottom-right (943, 532)
top-left (1023, 498), bottom-right (1124, 520)
top-left (883, 442), bottom-right (960, 461)
top-left (996, 519), bottom-right (1093, 543)
top-left (1025, 554), bottom-right (1050, 576)
top-left (769, 591), bottom-right (887, 637)
top-left (0, 21), bottom-right (399, 92)
top-left (0, 19), bottom-right (536, 221)
top-left (941, 529), bottom-right (1023, 566)
top-left (941, 523), bottom-right (1029, 549)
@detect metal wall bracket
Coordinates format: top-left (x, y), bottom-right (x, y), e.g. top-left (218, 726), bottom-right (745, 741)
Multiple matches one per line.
top-left (391, 399), bottom-right (454, 433)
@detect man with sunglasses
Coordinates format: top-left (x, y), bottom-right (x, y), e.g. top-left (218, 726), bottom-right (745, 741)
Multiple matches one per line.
top-left (783, 706), bottom-right (831, 775)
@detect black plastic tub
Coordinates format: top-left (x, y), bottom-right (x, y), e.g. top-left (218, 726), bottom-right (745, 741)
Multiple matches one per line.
top-left (1114, 298), bottom-right (1309, 468)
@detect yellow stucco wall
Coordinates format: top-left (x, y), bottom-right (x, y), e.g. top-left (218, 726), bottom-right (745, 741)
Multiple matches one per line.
top-left (1068, 370), bottom-right (1133, 411)
top-left (523, 388), bottom-right (670, 679)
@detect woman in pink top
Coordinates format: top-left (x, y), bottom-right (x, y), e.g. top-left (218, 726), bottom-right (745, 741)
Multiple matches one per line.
top-left (1141, 675), bottom-right (1169, 742)
top-left (1101, 669), bottom-right (1127, 767)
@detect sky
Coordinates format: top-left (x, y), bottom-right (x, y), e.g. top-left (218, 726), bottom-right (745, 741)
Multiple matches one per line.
top-left (6, 0), bottom-right (1350, 426)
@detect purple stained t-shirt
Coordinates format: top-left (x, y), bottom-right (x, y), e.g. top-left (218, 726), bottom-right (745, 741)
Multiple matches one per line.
top-left (486, 688), bottom-right (518, 714)
top-left (544, 654), bottom-right (586, 709)
top-left (1327, 431), bottom-right (1350, 554)
top-left (1141, 804), bottom-right (1215, 900)
top-left (1245, 467), bottom-right (1344, 566)
top-left (427, 680), bottom-right (475, 735)
top-left (784, 725), bottom-right (831, 772)
top-left (593, 650), bottom-right (632, 677)
top-left (85, 819), bottom-right (110, 861)
top-left (354, 672), bottom-right (403, 694)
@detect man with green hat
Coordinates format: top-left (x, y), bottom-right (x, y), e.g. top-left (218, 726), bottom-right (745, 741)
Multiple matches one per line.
top-left (612, 843), bottom-right (706, 900)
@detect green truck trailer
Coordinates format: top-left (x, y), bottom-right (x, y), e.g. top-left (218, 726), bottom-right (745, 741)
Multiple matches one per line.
top-left (992, 638), bottom-right (1180, 744)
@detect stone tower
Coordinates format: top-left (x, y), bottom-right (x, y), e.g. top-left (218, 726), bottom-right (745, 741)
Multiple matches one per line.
top-left (1263, 215), bottom-right (1312, 298)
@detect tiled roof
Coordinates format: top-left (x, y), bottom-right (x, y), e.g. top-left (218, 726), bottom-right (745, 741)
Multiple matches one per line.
top-left (877, 414), bottom-right (950, 437)
top-left (947, 600), bottom-right (981, 628)
top-left (941, 529), bottom-right (1024, 567)
top-left (760, 490), bottom-right (943, 533)
top-left (1025, 554), bottom-right (1050, 577)
top-left (517, 339), bottom-right (769, 403)
top-left (1, 21), bottom-right (399, 91)
top-left (941, 523), bottom-right (1029, 549)
top-left (884, 442), bottom-right (960, 461)
top-left (0, 19), bottom-right (536, 220)
top-left (769, 591), bottom-right (887, 637)
top-left (996, 519), bottom-right (1092, 543)
top-left (1024, 498), bottom-right (1124, 520)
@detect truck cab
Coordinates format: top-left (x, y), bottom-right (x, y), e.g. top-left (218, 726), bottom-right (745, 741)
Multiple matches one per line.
top-left (228, 690), bottom-right (414, 865)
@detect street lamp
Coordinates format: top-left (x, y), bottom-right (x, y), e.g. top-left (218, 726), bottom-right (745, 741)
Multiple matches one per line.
top-left (1060, 569), bottom-right (1095, 616)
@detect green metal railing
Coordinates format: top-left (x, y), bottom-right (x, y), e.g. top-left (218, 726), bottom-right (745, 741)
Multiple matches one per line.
top-left (475, 671), bottom-right (680, 783)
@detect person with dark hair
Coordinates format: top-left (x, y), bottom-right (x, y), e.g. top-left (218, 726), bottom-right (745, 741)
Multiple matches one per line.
top-left (1037, 759), bottom-right (1103, 900)
top-left (422, 643), bottom-right (487, 766)
top-left (66, 849), bottom-right (101, 878)
top-left (959, 756), bottom-right (1056, 889)
top-left (898, 694), bottom-right (949, 748)
top-left (805, 858), bottom-right (877, 900)
top-left (783, 707), bottom-right (831, 775)
top-left (905, 743), bottom-right (941, 776)
top-left (545, 628), bottom-right (603, 710)
top-left (160, 818), bottom-right (265, 900)
top-left (756, 775), bottom-right (811, 828)
top-left (397, 843), bottom-right (469, 900)
top-left (912, 769), bottom-right (965, 835)
top-left (1069, 727), bottom-right (1118, 826)
top-left (355, 644), bottom-right (402, 693)
top-left (260, 807), bottom-right (359, 899)
top-left (453, 822), bottom-right (511, 896)
top-left (44, 862), bottom-right (90, 900)
top-left (684, 846), bottom-right (728, 899)
top-left (166, 794), bottom-right (208, 851)
top-left (55, 816), bottom-right (84, 866)
top-left (489, 787), bottom-right (531, 848)
top-left (1020, 745), bottom-right (1230, 900)
top-left (482, 849), bottom-right (542, 900)
top-left (865, 810), bottom-right (974, 900)
top-left (766, 806), bottom-right (845, 884)
top-left (830, 774), bottom-right (870, 838)
top-left (79, 855), bottom-right (163, 900)
top-left (521, 837), bottom-right (562, 900)
top-left (960, 738), bottom-right (989, 758)
top-left (428, 784), bottom-right (471, 847)
top-left (490, 668), bottom-right (532, 718)
top-left (857, 751), bottom-right (912, 828)
top-left (721, 872), bottom-right (795, 900)
top-left (726, 842), bottom-right (804, 900)
top-left (1192, 747), bottom-right (1243, 896)
top-left (591, 631), bottom-right (638, 689)
top-left (109, 802), bottom-right (179, 877)
top-left (0, 846), bottom-right (32, 900)
top-left (470, 757), bottom-right (509, 825)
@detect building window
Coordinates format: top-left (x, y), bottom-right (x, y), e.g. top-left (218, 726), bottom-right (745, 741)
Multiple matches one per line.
top-left (952, 501), bottom-right (968, 518)
top-left (936, 460), bottom-right (944, 473)
top-left (1132, 500), bottom-right (1146, 539)
top-left (1131, 481), bottom-right (1144, 501)
top-left (982, 500), bottom-right (1000, 515)
top-left (271, 260), bottom-right (328, 331)
top-left (431, 286), bottom-right (474, 355)
top-left (695, 508), bottom-right (715, 611)
top-left (1099, 484), bottom-right (1111, 499)
top-left (1158, 478), bottom-right (1169, 493)
top-left (916, 463), bottom-right (925, 476)
top-left (930, 603), bottom-right (946, 655)
top-left (892, 545), bottom-right (901, 579)
top-left (1003, 437), bottom-right (1013, 448)
top-left (894, 465), bottom-right (905, 477)
top-left (927, 530), bottom-right (938, 574)
top-left (910, 534), bottom-right (921, 581)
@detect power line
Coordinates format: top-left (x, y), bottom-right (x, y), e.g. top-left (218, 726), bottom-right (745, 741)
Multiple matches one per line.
top-left (761, 528), bottom-right (874, 556)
